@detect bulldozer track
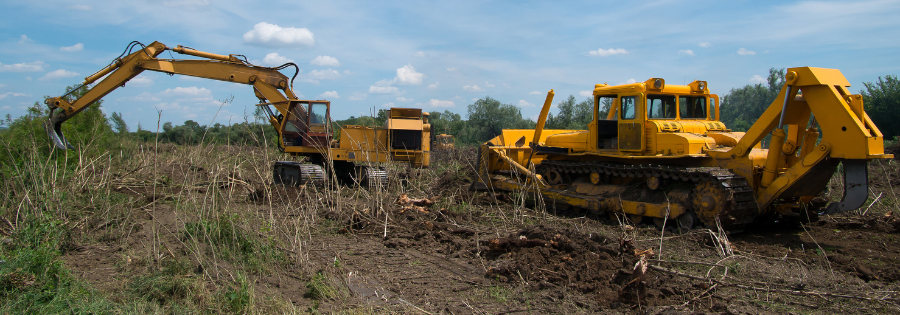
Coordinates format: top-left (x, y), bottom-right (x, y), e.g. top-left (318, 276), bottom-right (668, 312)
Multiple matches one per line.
top-left (536, 160), bottom-right (758, 227)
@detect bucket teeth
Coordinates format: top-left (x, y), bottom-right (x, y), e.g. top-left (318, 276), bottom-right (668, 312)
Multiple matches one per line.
top-left (44, 119), bottom-right (74, 150)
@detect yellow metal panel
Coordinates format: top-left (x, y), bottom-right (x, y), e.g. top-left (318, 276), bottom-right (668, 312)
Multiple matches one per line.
top-left (388, 119), bottom-right (423, 131)
top-left (791, 67), bottom-right (851, 87)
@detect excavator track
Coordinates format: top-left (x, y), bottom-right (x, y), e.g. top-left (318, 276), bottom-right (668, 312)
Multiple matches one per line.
top-left (535, 160), bottom-right (757, 228)
top-left (356, 166), bottom-right (388, 188)
top-left (273, 161), bottom-right (326, 186)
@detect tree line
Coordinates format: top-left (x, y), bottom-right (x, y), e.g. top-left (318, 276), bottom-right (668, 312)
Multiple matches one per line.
top-left (3, 71), bottom-right (898, 156)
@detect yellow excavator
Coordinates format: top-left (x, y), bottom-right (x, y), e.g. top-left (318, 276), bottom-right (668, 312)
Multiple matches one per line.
top-left (473, 67), bottom-right (892, 229)
top-left (43, 41), bottom-right (430, 186)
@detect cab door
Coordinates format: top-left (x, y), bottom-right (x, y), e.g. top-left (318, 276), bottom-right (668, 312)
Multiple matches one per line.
top-left (617, 94), bottom-right (644, 152)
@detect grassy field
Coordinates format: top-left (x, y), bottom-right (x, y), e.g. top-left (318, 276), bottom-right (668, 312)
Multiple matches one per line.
top-left (1, 136), bottom-right (899, 314)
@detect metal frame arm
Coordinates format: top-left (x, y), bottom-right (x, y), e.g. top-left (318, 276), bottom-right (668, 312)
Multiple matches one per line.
top-left (42, 41), bottom-right (300, 149)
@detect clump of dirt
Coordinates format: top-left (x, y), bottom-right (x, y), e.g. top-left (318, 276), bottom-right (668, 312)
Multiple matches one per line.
top-left (480, 225), bottom-right (681, 307)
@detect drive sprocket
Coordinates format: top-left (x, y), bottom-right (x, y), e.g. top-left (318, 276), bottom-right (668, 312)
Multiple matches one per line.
top-left (692, 181), bottom-right (729, 227)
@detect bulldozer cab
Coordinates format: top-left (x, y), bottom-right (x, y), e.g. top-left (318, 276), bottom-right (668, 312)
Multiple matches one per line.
top-left (281, 101), bottom-right (332, 148)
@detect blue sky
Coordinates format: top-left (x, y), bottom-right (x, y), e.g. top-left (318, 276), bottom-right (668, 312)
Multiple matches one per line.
top-left (1, 0), bottom-right (899, 130)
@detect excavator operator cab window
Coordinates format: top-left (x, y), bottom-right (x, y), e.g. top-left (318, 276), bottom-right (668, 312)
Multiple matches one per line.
top-left (309, 102), bottom-right (328, 125)
top-left (647, 95), bottom-right (676, 119)
top-left (679, 96), bottom-right (707, 119)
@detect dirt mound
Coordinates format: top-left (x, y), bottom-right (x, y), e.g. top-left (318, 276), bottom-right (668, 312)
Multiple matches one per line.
top-left (480, 225), bottom-right (682, 307)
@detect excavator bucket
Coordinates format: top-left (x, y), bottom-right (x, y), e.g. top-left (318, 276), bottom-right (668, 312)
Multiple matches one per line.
top-left (823, 160), bottom-right (869, 215)
top-left (44, 118), bottom-right (74, 150)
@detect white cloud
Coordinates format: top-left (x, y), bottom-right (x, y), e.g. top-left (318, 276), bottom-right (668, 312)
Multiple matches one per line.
top-left (618, 79), bottom-right (637, 85)
top-left (369, 86), bottom-right (398, 94)
top-left (18, 35), bottom-right (32, 44)
top-left (699, 42), bottom-right (712, 48)
top-left (579, 90), bottom-right (592, 97)
top-left (382, 102), bottom-right (395, 107)
top-left (318, 91), bottom-right (339, 99)
top-left (484, 82), bottom-right (496, 88)
top-left (518, 100), bottom-right (534, 107)
top-left (128, 75), bottom-right (154, 87)
top-left (118, 92), bottom-right (160, 102)
top-left (428, 82), bottom-right (439, 90)
top-left (310, 55), bottom-right (340, 66)
top-left (262, 52), bottom-right (294, 66)
top-left (679, 49), bottom-right (695, 56)
top-left (446, 67), bottom-right (458, 72)
top-left (502, 83), bottom-right (510, 88)
top-left (349, 92), bottom-right (367, 101)
top-left (369, 80), bottom-right (399, 94)
top-left (463, 85), bottom-right (484, 92)
top-left (161, 86), bottom-right (212, 98)
top-left (394, 64), bottom-right (425, 85)
top-left (0, 61), bottom-right (45, 72)
top-left (528, 91), bottom-right (541, 95)
top-left (60, 43), bottom-right (84, 52)
top-left (163, 0), bottom-right (210, 8)
top-left (749, 75), bottom-right (766, 84)
top-left (308, 69), bottom-right (341, 80)
top-left (243, 22), bottom-right (315, 47)
top-left (413, 51), bottom-right (426, 57)
top-left (154, 102), bottom-right (187, 111)
top-left (396, 96), bottom-right (412, 102)
top-left (68, 4), bottom-right (92, 10)
top-left (737, 48), bottom-right (756, 55)
top-left (424, 99), bottom-right (455, 108)
top-left (0, 92), bottom-right (27, 100)
top-left (38, 69), bottom-right (79, 81)
top-left (589, 48), bottom-right (628, 57)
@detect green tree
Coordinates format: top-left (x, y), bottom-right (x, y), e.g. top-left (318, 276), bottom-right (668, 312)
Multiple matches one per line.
top-left (110, 112), bottom-right (128, 134)
top-left (465, 96), bottom-right (530, 143)
top-left (861, 75), bottom-right (900, 139)
top-left (0, 84), bottom-right (115, 165)
top-left (720, 68), bottom-right (785, 131)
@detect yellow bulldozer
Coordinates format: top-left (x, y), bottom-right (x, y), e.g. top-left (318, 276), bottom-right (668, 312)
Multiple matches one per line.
top-left (434, 134), bottom-right (456, 151)
top-left (473, 67), bottom-right (892, 230)
top-left (43, 41), bottom-right (430, 186)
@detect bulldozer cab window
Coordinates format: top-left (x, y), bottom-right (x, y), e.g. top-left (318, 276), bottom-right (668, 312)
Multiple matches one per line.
top-left (309, 102), bottom-right (328, 125)
top-left (620, 96), bottom-right (636, 120)
top-left (596, 96), bottom-right (616, 120)
top-left (647, 95), bottom-right (676, 119)
top-left (679, 96), bottom-right (707, 119)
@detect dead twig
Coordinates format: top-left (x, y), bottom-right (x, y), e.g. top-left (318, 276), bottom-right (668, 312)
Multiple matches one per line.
top-left (649, 265), bottom-right (899, 302)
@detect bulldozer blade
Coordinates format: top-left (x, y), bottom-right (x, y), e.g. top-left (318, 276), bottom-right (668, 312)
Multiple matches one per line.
top-left (43, 119), bottom-right (74, 150)
top-left (823, 160), bottom-right (868, 215)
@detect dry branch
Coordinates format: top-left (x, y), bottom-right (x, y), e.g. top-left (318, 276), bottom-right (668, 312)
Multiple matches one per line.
top-left (649, 265), bottom-right (899, 302)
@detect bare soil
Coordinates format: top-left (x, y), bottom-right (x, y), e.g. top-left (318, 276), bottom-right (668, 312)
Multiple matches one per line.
top-left (55, 146), bottom-right (900, 314)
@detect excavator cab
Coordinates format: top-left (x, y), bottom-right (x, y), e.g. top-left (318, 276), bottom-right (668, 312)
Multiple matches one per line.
top-left (281, 101), bottom-right (332, 149)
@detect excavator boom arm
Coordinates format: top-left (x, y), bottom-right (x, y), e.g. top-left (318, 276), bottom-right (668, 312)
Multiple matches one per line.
top-left (43, 41), bottom-right (299, 149)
